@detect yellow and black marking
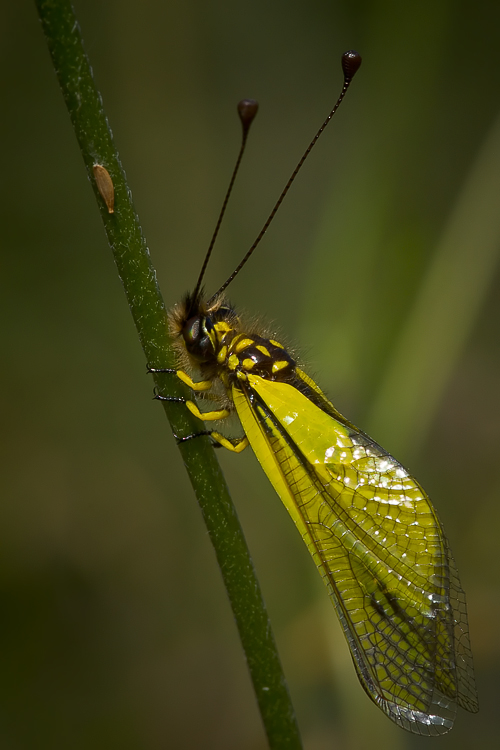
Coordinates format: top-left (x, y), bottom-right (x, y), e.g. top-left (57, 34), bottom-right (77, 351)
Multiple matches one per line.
top-left (152, 290), bottom-right (478, 736)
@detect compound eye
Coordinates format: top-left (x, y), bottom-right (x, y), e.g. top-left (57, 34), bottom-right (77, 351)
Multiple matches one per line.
top-left (182, 315), bottom-right (214, 362)
top-left (182, 316), bottom-right (201, 347)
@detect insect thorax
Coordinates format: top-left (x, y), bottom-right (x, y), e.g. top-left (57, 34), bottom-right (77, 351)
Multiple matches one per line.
top-left (215, 329), bottom-right (296, 388)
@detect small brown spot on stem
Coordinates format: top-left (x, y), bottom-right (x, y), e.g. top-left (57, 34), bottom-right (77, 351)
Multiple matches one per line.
top-left (93, 164), bottom-right (115, 213)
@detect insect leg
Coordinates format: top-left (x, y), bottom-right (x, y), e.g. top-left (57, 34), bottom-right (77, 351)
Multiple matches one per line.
top-left (185, 401), bottom-right (230, 421)
top-left (150, 368), bottom-right (246, 452)
top-left (153, 392), bottom-right (186, 403)
top-left (153, 392), bottom-right (230, 420)
top-left (148, 366), bottom-right (212, 392)
top-left (211, 433), bottom-right (249, 453)
top-left (173, 429), bottom-right (248, 453)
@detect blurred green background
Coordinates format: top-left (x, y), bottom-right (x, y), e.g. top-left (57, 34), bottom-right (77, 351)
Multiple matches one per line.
top-left (1, 1), bottom-right (499, 748)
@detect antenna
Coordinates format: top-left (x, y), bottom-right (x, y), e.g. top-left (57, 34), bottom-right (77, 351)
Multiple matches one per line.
top-left (209, 49), bottom-right (362, 303)
top-left (189, 99), bottom-right (259, 310)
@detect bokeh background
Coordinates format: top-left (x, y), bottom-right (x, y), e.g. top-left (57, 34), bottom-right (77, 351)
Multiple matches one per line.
top-left (1, 1), bottom-right (499, 748)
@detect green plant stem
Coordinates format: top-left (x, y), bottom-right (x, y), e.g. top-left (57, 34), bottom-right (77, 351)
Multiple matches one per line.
top-left (34, 1), bottom-right (302, 747)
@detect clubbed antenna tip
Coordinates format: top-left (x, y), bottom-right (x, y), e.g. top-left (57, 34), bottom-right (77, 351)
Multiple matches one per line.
top-left (238, 99), bottom-right (259, 134)
top-left (341, 50), bottom-right (362, 82)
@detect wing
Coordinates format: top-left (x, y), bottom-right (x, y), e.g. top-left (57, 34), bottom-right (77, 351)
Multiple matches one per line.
top-left (232, 372), bottom-right (478, 735)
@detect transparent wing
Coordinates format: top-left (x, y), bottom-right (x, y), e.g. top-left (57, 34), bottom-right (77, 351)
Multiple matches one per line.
top-left (233, 374), bottom-right (478, 735)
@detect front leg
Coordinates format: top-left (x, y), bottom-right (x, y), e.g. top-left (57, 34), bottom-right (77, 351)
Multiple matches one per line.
top-left (148, 366), bottom-right (212, 392)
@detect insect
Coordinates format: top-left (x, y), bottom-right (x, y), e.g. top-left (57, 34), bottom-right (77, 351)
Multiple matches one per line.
top-left (152, 51), bottom-right (478, 735)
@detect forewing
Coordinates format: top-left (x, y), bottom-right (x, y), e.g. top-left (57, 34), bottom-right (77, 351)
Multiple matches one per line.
top-left (233, 374), bottom-right (477, 735)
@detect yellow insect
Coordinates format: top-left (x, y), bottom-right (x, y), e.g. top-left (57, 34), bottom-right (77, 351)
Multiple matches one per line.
top-left (153, 51), bottom-right (478, 735)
